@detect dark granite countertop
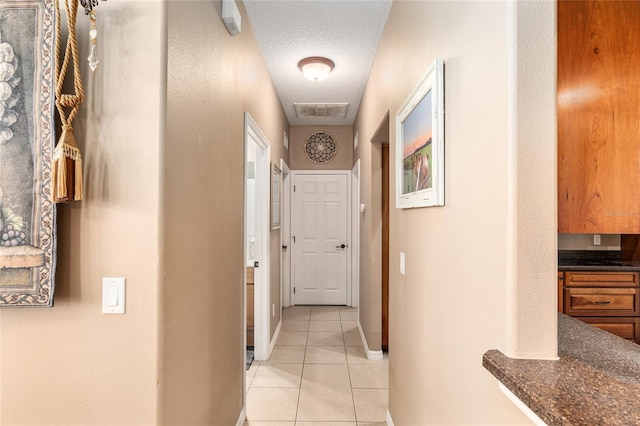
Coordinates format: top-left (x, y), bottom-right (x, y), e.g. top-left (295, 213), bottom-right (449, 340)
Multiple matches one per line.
top-left (558, 262), bottom-right (640, 272)
top-left (558, 250), bottom-right (640, 271)
top-left (483, 314), bottom-right (640, 425)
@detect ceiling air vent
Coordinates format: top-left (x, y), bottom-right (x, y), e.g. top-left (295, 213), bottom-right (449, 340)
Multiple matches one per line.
top-left (294, 103), bottom-right (349, 119)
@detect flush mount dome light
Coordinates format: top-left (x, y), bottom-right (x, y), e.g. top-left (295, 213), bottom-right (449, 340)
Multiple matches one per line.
top-left (298, 56), bottom-right (335, 82)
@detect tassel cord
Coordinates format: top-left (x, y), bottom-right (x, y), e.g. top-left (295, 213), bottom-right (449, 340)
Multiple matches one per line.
top-left (54, 0), bottom-right (84, 130)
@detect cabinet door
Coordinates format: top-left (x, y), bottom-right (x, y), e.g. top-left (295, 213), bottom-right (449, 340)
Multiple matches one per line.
top-left (558, 0), bottom-right (640, 233)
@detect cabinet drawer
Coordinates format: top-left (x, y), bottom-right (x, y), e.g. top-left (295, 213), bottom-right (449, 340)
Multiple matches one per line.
top-left (564, 287), bottom-right (639, 316)
top-left (578, 317), bottom-right (640, 342)
top-left (564, 271), bottom-right (639, 288)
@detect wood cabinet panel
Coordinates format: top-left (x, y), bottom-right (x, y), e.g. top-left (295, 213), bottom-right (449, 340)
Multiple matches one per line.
top-left (247, 267), bottom-right (254, 346)
top-left (558, 271), bottom-right (564, 312)
top-left (578, 317), bottom-right (640, 341)
top-left (565, 271), bottom-right (639, 287)
top-left (247, 284), bottom-right (254, 346)
top-left (564, 287), bottom-right (639, 316)
top-left (557, 0), bottom-right (640, 233)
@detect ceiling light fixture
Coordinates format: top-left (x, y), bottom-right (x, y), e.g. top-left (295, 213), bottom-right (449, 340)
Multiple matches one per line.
top-left (298, 57), bottom-right (335, 82)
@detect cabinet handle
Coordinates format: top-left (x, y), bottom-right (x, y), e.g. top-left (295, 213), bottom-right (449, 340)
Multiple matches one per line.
top-left (595, 300), bottom-right (611, 305)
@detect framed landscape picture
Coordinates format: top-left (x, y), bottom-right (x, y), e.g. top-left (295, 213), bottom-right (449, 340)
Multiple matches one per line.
top-left (396, 58), bottom-right (444, 209)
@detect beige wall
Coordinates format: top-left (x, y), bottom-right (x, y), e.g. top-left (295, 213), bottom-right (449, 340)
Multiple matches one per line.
top-left (290, 125), bottom-right (353, 170)
top-left (0, 0), bottom-right (560, 424)
top-left (0, 2), bottom-right (164, 424)
top-left (558, 233), bottom-right (621, 250)
top-left (1, 1), bottom-right (288, 425)
top-left (162, 1), bottom-right (288, 424)
top-left (355, 0), bottom-right (556, 424)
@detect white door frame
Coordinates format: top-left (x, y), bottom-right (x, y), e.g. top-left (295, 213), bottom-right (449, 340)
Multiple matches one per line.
top-left (351, 160), bottom-right (360, 308)
top-left (290, 170), bottom-right (352, 306)
top-left (244, 112), bottom-right (271, 361)
top-left (281, 159), bottom-right (292, 308)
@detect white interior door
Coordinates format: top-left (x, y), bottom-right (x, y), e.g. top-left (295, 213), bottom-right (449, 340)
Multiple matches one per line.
top-left (292, 172), bottom-right (349, 305)
top-left (245, 112), bottom-right (270, 361)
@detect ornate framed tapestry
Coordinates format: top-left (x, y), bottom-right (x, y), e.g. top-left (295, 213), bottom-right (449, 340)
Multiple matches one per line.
top-left (0, 0), bottom-right (56, 306)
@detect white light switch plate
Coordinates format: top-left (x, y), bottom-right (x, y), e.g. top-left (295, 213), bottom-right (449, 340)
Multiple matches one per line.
top-left (102, 277), bottom-right (126, 314)
top-left (400, 252), bottom-right (405, 275)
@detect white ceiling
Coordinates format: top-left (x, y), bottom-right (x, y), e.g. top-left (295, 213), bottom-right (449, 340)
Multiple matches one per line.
top-left (244, 0), bottom-right (392, 126)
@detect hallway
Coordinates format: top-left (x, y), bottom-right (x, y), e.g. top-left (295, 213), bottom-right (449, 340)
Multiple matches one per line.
top-left (245, 305), bottom-right (388, 425)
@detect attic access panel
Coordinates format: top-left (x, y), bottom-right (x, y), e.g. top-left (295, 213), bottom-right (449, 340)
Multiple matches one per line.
top-left (294, 103), bottom-right (349, 119)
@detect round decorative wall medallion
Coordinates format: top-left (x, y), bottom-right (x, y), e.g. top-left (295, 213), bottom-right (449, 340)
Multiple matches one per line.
top-left (304, 131), bottom-right (337, 164)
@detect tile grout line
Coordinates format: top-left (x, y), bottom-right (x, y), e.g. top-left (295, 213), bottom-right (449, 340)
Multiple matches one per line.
top-left (294, 309), bottom-right (310, 424)
top-left (344, 318), bottom-right (359, 424)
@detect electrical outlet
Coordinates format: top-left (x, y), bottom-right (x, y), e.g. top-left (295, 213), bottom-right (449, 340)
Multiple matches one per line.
top-left (594, 234), bottom-right (601, 246)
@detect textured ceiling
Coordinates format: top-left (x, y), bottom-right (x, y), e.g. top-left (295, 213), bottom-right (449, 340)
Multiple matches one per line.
top-left (244, 0), bottom-right (392, 126)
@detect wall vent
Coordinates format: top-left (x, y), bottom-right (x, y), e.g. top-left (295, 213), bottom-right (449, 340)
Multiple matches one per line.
top-left (294, 103), bottom-right (349, 119)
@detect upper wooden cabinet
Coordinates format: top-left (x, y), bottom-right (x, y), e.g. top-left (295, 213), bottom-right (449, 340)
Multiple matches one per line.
top-left (558, 0), bottom-right (640, 233)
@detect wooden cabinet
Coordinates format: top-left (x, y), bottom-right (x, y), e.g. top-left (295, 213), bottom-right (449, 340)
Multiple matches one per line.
top-left (247, 267), bottom-right (254, 346)
top-left (560, 270), bottom-right (640, 342)
top-left (557, 0), bottom-right (640, 233)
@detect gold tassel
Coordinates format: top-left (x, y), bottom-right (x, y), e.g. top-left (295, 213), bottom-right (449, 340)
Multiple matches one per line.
top-left (53, 150), bottom-right (67, 199)
top-left (51, 126), bottom-right (83, 202)
top-left (53, 0), bottom-right (85, 203)
top-left (75, 155), bottom-right (83, 200)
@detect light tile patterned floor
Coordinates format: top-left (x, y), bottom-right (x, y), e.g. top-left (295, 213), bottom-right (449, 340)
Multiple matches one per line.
top-left (245, 305), bottom-right (388, 426)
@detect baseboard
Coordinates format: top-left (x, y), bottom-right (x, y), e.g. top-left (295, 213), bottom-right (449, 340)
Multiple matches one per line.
top-left (235, 406), bottom-right (246, 426)
top-left (268, 318), bottom-right (282, 358)
top-left (357, 322), bottom-right (384, 361)
top-left (386, 409), bottom-right (395, 426)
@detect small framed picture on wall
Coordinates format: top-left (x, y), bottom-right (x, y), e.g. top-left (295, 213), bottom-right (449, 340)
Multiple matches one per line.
top-left (395, 58), bottom-right (445, 209)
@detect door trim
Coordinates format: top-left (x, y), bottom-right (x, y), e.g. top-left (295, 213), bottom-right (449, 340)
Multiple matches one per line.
top-left (280, 159), bottom-right (291, 308)
top-left (351, 160), bottom-right (360, 308)
top-left (290, 170), bottom-right (352, 306)
top-left (244, 112), bottom-right (271, 361)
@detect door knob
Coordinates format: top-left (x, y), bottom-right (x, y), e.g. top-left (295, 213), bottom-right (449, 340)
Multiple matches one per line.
top-left (336, 244), bottom-right (346, 249)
